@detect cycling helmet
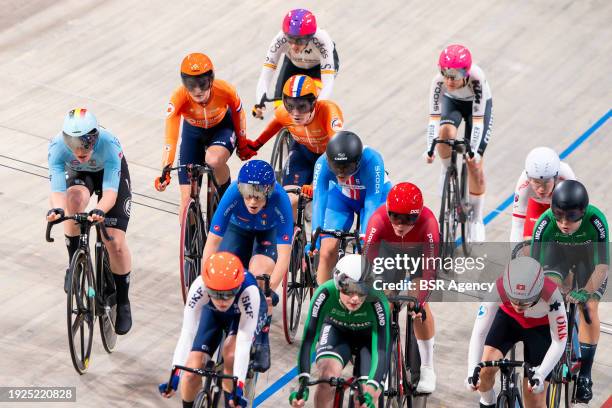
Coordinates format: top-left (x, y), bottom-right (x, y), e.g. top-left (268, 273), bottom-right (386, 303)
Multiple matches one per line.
top-left (237, 160), bottom-right (275, 199)
top-left (502, 257), bottom-right (544, 305)
top-left (386, 182), bottom-right (423, 225)
top-left (180, 53), bottom-right (214, 91)
top-left (282, 9), bottom-right (317, 41)
top-left (333, 254), bottom-right (368, 296)
top-left (438, 44), bottom-right (472, 78)
top-left (62, 108), bottom-right (99, 151)
top-left (202, 252), bottom-right (244, 299)
top-left (282, 75), bottom-right (319, 113)
top-left (551, 180), bottom-right (589, 222)
top-left (525, 147), bottom-right (560, 180)
top-left (325, 131), bottom-right (363, 177)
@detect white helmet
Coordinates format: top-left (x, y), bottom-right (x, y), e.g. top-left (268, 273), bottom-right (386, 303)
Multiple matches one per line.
top-left (62, 108), bottom-right (99, 151)
top-left (525, 147), bottom-right (560, 180)
top-left (333, 254), bottom-right (368, 295)
top-left (502, 257), bottom-right (544, 305)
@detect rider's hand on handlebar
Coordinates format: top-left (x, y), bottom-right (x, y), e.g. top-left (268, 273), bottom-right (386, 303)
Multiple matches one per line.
top-left (301, 184), bottom-right (313, 199)
top-left (465, 151), bottom-right (482, 165)
top-left (46, 208), bottom-right (65, 222)
top-left (423, 150), bottom-right (435, 164)
top-left (252, 105), bottom-right (266, 119)
top-left (158, 369), bottom-right (180, 398)
top-left (88, 209), bottom-right (106, 223)
top-left (465, 375), bottom-right (478, 391)
top-left (567, 288), bottom-right (591, 304)
top-left (154, 165), bottom-right (172, 192)
top-left (527, 367), bottom-right (545, 394)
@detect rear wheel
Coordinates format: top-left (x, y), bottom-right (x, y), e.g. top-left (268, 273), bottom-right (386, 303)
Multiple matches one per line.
top-left (270, 129), bottom-right (291, 183)
top-left (283, 230), bottom-right (307, 344)
top-left (459, 161), bottom-right (473, 256)
top-left (67, 250), bottom-right (95, 375)
top-left (180, 200), bottom-right (204, 303)
top-left (97, 245), bottom-right (117, 353)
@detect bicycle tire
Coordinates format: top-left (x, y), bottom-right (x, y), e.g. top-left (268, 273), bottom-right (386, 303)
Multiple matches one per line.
top-left (283, 230), bottom-right (307, 344)
top-left (497, 393), bottom-right (511, 408)
top-left (511, 240), bottom-right (532, 260)
top-left (459, 160), bottom-right (473, 256)
top-left (193, 388), bottom-right (212, 408)
top-left (386, 339), bottom-right (405, 408)
top-left (67, 250), bottom-right (95, 375)
top-left (439, 168), bottom-right (458, 268)
top-left (547, 380), bottom-right (563, 408)
top-left (180, 199), bottom-right (204, 303)
top-left (97, 244), bottom-right (117, 353)
top-left (404, 312), bottom-right (421, 389)
top-left (270, 129), bottom-right (291, 183)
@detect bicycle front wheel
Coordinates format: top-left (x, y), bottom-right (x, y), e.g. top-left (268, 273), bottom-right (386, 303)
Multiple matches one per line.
top-left (459, 160), bottom-right (473, 256)
top-left (67, 250), bottom-right (95, 375)
top-left (180, 199), bottom-right (205, 303)
top-left (439, 169), bottom-right (458, 267)
top-left (283, 230), bottom-right (307, 344)
top-left (547, 380), bottom-right (563, 408)
top-left (97, 245), bottom-right (117, 353)
top-left (386, 339), bottom-right (406, 408)
top-left (193, 388), bottom-right (213, 408)
top-left (270, 129), bottom-right (291, 183)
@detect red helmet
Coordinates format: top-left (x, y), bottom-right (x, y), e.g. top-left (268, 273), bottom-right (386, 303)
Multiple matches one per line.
top-left (202, 252), bottom-right (244, 292)
top-left (282, 9), bottom-right (317, 38)
top-left (387, 182), bottom-right (423, 224)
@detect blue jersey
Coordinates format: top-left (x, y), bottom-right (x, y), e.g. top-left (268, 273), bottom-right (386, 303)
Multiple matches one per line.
top-left (210, 182), bottom-right (294, 245)
top-left (312, 146), bottom-right (391, 234)
top-left (48, 128), bottom-right (124, 193)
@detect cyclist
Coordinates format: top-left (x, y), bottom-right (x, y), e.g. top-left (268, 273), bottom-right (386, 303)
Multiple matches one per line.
top-left (426, 44), bottom-right (493, 242)
top-left (243, 74), bottom-right (343, 213)
top-left (510, 147), bottom-right (576, 243)
top-left (530, 180), bottom-right (608, 404)
top-left (253, 8), bottom-right (339, 118)
top-left (289, 254), bottom-right (390, 408)
top-left (159, 252), bottom-right (267, 408)
top-left (154, 53), bottom-right (250, 218)
top-left (466, 257), bottom-right (568, 408)
top-left (363, 182), bottom-right (439, 393)
top-left (312, 131), bottom-right (392, 284)
top-left (46, 108), bottom-right (133, 335)
top-left (203, 160), bottom-right (293, 294)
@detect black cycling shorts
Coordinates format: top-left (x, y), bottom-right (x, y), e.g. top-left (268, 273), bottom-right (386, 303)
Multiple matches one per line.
top-left (440, 95), bottom-right (493, 156)
top-left (315, 322), bottom-right (373, 379)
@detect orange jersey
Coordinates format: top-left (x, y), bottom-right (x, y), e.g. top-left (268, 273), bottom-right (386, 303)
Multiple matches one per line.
top-left (162, 79), bottom-right (246, 166)
top-left (257, 100), bottom-right (343, 154)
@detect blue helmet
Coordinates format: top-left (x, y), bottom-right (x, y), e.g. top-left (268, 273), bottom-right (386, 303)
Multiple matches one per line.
top-left (237, 160), bottom-right (275, 198)
top-left (62, 108), bottom-right (99, 151)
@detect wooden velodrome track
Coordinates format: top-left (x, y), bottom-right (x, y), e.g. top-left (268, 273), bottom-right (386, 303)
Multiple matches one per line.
top-left (0, 1), bottom-right (610, 407)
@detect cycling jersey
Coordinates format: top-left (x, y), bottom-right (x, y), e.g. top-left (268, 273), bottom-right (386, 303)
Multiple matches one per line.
top-left (297, 280), bottom-right (390, 389)
top-left (256, 29), bottom-right (337, 101)
top-left (255, 100), bottom-right (344, 154)
top-left (48, 128), bottom-right (124, 193)
top-left (510, 162), bottom-right (576, 242)
top-left (467, 277), bottom-right (567, 380)
top-left (426, 64), bottom-right (492, 154)
top-left (162, 80), bottom-right (246, 167)
top-left (312, 147), bottom-right (391, 236)
top-left (209, 182), bottom-right (293, 245)
top-left (171, 272), bottom-right (266, 387)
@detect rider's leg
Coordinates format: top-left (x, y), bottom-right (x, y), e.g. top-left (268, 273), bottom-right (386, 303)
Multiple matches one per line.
top-left (521, 378), bottom-right (548, 408)
top-left (467, 157), bottom-right (486, 242)
top-left (64, 185), bottom-right (91, 259)
top-left (317, 237), bottom-right (340, 284)
top-left (282, 142), bottom-right (320, 220)
top-left (315, 358), bottom-right (343, 408)
top-left (436, 124), bottom-right (456, 195)
top-left (103, 228), bottom-right (133, 334)
top-left (180, 351), bottom-right (207, 404)
top-left (222, 335), bottom-right (236, 393)
top-left (478, 346), bottom-right (503, 407)
top-left (414, 302), bottom-right (436, 393)
top-left (576, 297), bottom-right (601, 402)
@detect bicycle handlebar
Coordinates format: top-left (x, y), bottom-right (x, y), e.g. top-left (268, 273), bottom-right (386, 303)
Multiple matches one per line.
top-left (427, 138), bottom-right (474, 159)
top-left (160, 163), bottom-right (215, 182)
top-left (311, 227), bottom-right (361, 253)
top-left (387, 294), bottom-right (426, 320)
top-left (297, 377), bottom-right (366, 403)
top-left (171, 364), bottom-right (239, 400)
top-left (46, 214), bottom-right (112, 243)
top-left (470, 359), bottom-right (536, 388)
top-left (252, 93), bottom-right (282, 119)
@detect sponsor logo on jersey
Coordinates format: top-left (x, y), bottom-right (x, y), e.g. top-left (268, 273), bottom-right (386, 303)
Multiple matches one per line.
top-left (514, 194), bottom-right (519, 202)
top-left (556, 315), bottom-right (567, 341)
top-left (241, 294), bottom-right (253, 318)
top-left (166, 103), bottom-right (175, 117)
top-left (331, 118), bottom-right (343, 131)
top-left (123, 198), bottom-right (132, 217)
top-left (311, 37), bottom-right (328, 59)
top-left (213, 225), bottom-right (220, 232)
top-left (312, 292), bottom-right (327, 318)
top-left (282, 234), bottom-right (290, 242)
top-left (534, 219), bottom-right (548, 241)
top-left (477, 304), bottom-right (487, 318)
top-left (432, 82), bottom-right (442, 112)
top-left (472, 80), bottom-right (482, 105)
top-left (374, 301), bottom-right (386, 326)
top-left (366, 227), bottom-right (377, 245)
top-left (188, 286), bottom-right (204, 309)
top-left (375, 165), bottom-right (382, 194)
top-left (320, 324), bottom-right (331, 345)
top-left (592, 217), bottom-right (606, 240)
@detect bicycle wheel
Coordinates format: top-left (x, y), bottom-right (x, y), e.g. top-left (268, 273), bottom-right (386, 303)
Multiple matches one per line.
top-left (180, 199), bottom-right (205, 303)
top-left (547, 381), bottom-right (563, 408)
top-left (386, 339), bottom-right (405, 408)
top-left (204, 174), bottom-right (220, 233)
top-left (404, 313), bottom-right (421, 390)
top-left (67, 250), bottom-right (95, 375)
top-left (459, 160), bottom-right (473, 256)
top-left (283, 230), bottom-right (307, 344)
top-left (497, 394), bottom-right (511, 408)
top-left (193, 388), bottom-right (212, 408)
top-left (97, 245), bottom-right (117, 353)
top-left (270, 129), bottom-right (291, 183)
top-left (438, 168), bottom-right (458, 268)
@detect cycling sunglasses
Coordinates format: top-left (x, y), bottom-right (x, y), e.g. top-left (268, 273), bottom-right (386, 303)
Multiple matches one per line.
top-left (440, 68), bottom-right (468, 80)
top-left (339, 280), bottom-right (368, 298)
top-left (552, 208), bottom-right (584, 223)
top-left (283, 97), bottom-right (315, 114)
top-left (528, 177), bottom-right (555, 187)
top-left (182, 75), bottom-right (213, 91)
top-left (237, 183), bottom-right (272, 201)
top-left (207, 287), bottom-right (240, 300)
top-left (287, 36), bottom-right (311, 46)
top-left (388, 211), bottom-right (419, 226)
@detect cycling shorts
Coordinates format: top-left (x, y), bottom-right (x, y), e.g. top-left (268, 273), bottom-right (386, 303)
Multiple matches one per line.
top-left (191, 303), bottom-right (240, 354)
top-left (440, 95), bottom-right (493, 156)
top-left (282, 139), bottom-right (322, 187)
top-left (315, 322), bottom-right (374, 378)
top-left (218, 223), bottom-right (278, 268)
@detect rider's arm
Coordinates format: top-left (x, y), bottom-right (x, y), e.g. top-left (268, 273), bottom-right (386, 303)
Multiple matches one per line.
top-left (98, 133), bottom-right (123, 212)
top-left (529, 212), bottom-right (553, 264)
top-left (253, 111), bottom-right (285, 147)
top-left (467, 66), bottom-right (487, 155)
top-left (270, 187), bottom-right (294, 290)
top-left (162, 88), bottom-right (186, 168)
top-left (209, 183), bottom-right (241, 237)
top-left (360, 149), bottom-right (386, 234)
top-left (255, 31), bottom-right (286, 103)
top-left (226, 84), bottom-right (247, 141)
top-left (171, 278), bottom-right (208, 366)
top-left (426, 74), bottom-right (444, 152)
top-left (510, 172), bottom-right (529, 243)
top-left (48, 136), bottom-right (70, 195)
top-left (587, 207), bottom-right (609, 291)
top-left (297, 284), bottom-right (332, 378)
top-left (315, 30), bottom-right (337, 100)
top-left (234, 285), bottom-right (263, 385)
top-left (467, 302), bottom-right (499, 377)
top-left (363, 208), bottom-right (384, 261)
top-left (420, 211), bottom-right (440, 302)
top-left (368, 296), bottom-right (391, 390)
top-left (537, 289), bottom-right (568, 378)
top-left (311, 156), bottom-right (332, 233)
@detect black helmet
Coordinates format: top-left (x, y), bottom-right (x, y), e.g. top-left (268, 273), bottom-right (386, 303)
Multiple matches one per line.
top-left (551, 180), bottom-right (589, 222)
top-left (326, 131), bottom-right (363, 177)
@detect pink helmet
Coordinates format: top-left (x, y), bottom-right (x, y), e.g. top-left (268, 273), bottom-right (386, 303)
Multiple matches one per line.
top-left (282, 9), bottom-right (317, 38)
top-left (438, 44), bottom-right (472, 76)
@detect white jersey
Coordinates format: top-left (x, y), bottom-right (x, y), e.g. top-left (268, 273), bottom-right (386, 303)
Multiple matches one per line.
top-left (256, 29), bottom-right (336, 101)
top-left (171, 276), bottom-right (262, 385)
top-left (426, 64), bottom-right (492, 153)
top-left (510, 162), bottom-right (576, 242)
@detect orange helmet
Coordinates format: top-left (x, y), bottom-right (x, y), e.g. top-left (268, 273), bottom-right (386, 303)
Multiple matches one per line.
top-left (202, 252), bottom-right (244, 294)
top-left (180, 53), bottom-right (214, 91)
top-left (282, 74), bottom-right (319, 98)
